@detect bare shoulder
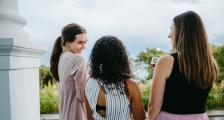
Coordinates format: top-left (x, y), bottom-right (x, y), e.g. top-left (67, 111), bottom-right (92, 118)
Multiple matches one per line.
top-left (157, 54), bottom-right (173, 64)
top-left (155, 54), bottom-right (174, 78)
top-left (126, 79), bottom-right (138, 89)
top-left (126, 79), bottom-right (140, 96)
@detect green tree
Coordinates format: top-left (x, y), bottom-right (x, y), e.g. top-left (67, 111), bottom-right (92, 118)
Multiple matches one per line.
top-left (212, 44), bottom-right (224, 81)
top-left (39, 65), bottom-right (55, 88)
top-left (135, 48), bottom-right (165, 80)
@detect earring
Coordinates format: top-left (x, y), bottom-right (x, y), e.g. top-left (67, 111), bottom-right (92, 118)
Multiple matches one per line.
top-left (99, 64), bottom-right (103, 74)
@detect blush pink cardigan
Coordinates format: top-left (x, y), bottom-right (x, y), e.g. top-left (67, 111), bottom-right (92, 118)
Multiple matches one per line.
top-left (58, 52), bottom-right (88, 120)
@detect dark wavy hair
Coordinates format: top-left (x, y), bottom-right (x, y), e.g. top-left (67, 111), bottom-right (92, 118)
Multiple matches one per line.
top-left (89, 35), bottom-right (132, 94)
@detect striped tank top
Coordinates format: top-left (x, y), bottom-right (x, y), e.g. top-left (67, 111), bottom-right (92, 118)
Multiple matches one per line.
top-left (85, 79), bottom-right (132, 120)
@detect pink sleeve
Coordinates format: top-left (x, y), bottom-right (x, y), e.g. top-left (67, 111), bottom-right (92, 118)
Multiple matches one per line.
top-left (70, 56), bottom-right (88, 102)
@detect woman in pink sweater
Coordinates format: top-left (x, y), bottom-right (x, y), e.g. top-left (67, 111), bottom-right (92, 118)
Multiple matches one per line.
top-left (50, 23), bottom-right (88, 120)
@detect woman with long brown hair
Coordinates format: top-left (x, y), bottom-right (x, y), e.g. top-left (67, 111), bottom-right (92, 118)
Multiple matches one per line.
top-left (50, 23), bottom-right (88, 120)
top-left (148, 11), bottom-right (219, 120)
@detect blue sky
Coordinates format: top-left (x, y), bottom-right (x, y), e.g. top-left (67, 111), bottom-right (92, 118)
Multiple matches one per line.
top-left (18, 0), bottom-right (224, 66)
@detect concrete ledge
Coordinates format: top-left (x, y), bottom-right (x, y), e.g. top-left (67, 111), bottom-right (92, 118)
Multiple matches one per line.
top-left (40, 114), bottom-right (58, 120)
top-left (40, 110), bottom-right (224, 120)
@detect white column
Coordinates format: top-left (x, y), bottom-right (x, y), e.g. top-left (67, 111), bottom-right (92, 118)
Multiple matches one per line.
top-left (0, 0), bottom-right (46, 120)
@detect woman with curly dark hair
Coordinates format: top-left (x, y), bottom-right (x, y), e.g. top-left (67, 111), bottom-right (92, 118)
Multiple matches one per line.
top-left (84, 36), bottom-right (145, 120)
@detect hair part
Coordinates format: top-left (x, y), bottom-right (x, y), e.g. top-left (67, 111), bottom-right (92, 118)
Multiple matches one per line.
top-left (173, 10), bottom-right (219, 89)
top-left (50, 23), bottom-right (86, 81)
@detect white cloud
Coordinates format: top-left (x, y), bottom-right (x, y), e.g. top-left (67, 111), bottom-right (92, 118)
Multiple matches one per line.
top-left (171, 0), bottom-right (202, 4)
top-left (18, 0), bottom-right (224, 65)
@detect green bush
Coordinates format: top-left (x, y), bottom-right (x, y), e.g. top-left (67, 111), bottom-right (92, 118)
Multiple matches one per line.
top-left (39, 80), bottom-right (223, 114)
top-left (40, 83), bottom-right (59, 114)
top-left (139, 81), bottom-right (151, 111)
top-left (206, 81), bottom-right (224, 109)
top-left (142, 95), bottom-right (149, 111)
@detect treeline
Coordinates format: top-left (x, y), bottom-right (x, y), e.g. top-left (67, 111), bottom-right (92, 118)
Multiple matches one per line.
top-left (40, 44), bottom-right (224, 87)
top-left (134, 44), bottom-right (224, 82)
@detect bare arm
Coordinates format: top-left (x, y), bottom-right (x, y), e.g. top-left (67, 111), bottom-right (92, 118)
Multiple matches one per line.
top-left (127, 79), bottom-right (146, 120)
top-left (84, 92), bottom-right (94, 120)
top-left (148, 55), bottom-right (173, 120)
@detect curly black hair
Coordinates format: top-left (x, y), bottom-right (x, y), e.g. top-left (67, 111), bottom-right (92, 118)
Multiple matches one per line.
top-left (89, 35), bottom-right (132, 94)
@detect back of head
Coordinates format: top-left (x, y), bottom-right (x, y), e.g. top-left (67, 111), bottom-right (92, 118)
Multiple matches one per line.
top-left (172, 11), bottom-right (219, 89)
top-left (89, 35), bottom-right (132, 91)
top-left (50, 23), bottom-right (86, 81)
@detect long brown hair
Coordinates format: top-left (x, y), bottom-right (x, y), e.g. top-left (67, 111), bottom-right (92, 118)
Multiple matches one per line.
top-left (50, 23), bottom-right (86, 81)
top-left (173, 11), bottom-right (219, 89)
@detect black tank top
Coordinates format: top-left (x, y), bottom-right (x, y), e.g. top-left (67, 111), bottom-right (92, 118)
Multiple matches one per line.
top-left (161, 53), bottom-right (211, 114)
